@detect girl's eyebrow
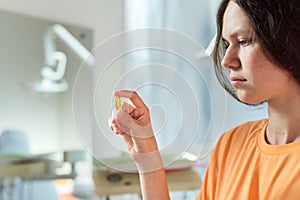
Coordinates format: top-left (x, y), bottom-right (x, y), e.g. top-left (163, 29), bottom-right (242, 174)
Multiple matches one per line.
top-left (222, 29), bottom-right (254, 41)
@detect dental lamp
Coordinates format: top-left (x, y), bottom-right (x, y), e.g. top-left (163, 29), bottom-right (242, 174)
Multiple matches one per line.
top-left (33, 24), bottom-right (95, 93)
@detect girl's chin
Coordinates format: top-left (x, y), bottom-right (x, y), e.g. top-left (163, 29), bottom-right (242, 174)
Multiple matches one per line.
top-left (237, 94), bottom-right (264, 105)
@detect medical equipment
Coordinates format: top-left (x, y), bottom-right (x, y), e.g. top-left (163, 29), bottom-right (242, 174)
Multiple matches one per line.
top-left (32, 24), bottom-right (95, 93)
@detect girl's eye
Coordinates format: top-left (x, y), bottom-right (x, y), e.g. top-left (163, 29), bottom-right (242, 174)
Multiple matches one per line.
top-left (238, 39), bottom-right (253, 47)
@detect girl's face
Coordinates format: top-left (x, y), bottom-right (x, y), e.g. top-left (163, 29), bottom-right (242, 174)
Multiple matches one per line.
top-left (222, 1), bottom-right (293, 104)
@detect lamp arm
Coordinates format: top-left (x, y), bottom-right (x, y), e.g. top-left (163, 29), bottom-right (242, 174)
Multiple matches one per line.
top-left (43, 24), bottom-right (95, 67)
top-left (194, 34), bottom-right (216, 59)
top-left (41, 51), bottom-right (67, 81)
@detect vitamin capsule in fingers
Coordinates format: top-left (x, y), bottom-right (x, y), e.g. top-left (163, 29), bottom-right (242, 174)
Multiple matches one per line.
top-left (115, 96), bottom-right (121, 110)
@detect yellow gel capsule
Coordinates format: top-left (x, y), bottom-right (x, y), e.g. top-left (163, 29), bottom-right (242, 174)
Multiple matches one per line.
top-left (115, 96), bottom-right (121, 110)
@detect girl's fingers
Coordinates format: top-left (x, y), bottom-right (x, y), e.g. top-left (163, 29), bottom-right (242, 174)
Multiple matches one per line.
top-left (108, 117), bottom-right (125, 135)
top-left (115, 90), bottom-right (147, 109)
top-left (120, 101), bottom-right (150, 125)
top-left (121, 102), bottom-right (135, 114)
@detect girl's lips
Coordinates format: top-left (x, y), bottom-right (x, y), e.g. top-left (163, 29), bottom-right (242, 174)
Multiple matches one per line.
top-left (231, 77), bottom-right (247, 87)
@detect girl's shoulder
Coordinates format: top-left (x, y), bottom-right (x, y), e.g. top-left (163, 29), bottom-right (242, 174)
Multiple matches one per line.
top-left (214, 119), bottom-right (268, 154)
top-left (223, 119), bottom-right (268, 140)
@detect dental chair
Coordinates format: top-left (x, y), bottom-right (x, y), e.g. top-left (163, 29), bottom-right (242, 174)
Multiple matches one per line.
top-left (0, 129), bottom-right (58, 200)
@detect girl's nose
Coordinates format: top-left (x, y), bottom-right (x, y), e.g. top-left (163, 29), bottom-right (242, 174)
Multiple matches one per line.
top-left (221, 46), bottom-right (240, 70)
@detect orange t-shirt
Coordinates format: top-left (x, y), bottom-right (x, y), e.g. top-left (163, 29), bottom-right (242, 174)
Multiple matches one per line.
top-left (197, 119), bottom-right (300, 200)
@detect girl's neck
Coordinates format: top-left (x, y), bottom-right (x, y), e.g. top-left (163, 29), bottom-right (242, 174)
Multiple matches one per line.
top-left (266, 84), bottom-right (300, 145)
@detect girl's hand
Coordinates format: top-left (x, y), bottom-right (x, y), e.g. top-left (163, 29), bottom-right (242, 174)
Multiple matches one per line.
top-left (108, 90), bottom-right (158, 154)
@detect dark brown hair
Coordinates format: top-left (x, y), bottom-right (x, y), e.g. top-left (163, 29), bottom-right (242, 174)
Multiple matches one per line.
top-left (213, 0), bottom-right (300, 104)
